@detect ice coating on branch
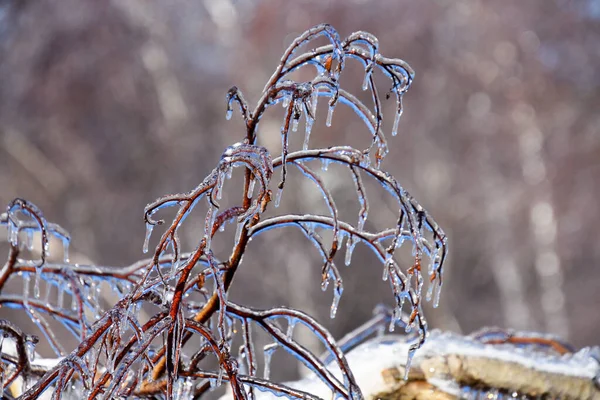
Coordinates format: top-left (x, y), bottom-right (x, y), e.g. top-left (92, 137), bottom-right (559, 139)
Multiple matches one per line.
top-left (0, 24), bottom-right (454, 400)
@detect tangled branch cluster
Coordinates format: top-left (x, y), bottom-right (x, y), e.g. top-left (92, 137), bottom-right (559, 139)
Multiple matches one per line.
top-left (0, 25), bottom-right (447, 399)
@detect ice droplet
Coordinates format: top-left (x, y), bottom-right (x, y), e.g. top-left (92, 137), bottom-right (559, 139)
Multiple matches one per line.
top-left (225, 108), bottom-right (233, 120)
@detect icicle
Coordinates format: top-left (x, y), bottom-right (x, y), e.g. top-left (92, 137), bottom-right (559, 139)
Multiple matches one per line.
top-left (43, 238), bottom-right (49, 258)
top-left (226, 166), bottom-right (233, 180)
top-left (389, 309), bottom-right (398, 332)
top-left (71, 291), bottom-right (78, 311)
top-left (282, 94), bottom-right (291, 109)
top-left (395, 235), bottom-right (406, 249)
top-left (274, 187), bottom-right (283, 208)
top-left (321, 158), bottom-right (331, 172)
top-left (0, 366), bottom-right (4, 400)
top-left (426, 281), bottom-right (434, 302)
top-left (208, 377), bottom-right (217, 391)
top-left (176, 378), bottom-right (193, 399)
top-left (303, 116), bottom-right (314, 150)
top-left (286, 319), bottom-right (296, 341)
top-left (216, 365), bottom-right (224, 387)
top-left (25, 229), bottom-right (34, 251)
top-left (326, 103), bottom-right (335, 127)
top-left (292, 117), bottom-right (300, 132)
top-left (25, 338), bottom-right (36, 363)
top-left (57, 286), bottom-right (65, 309)
top-left (433, 281), bottom-right (443, 308)
top-left (391, 94), bottom-right (403, 137)
top-left (310, 90), bottom-right (319, 118)
top-left (362, 63), bottom-right (373, 91)
top-left (403, 347), bottom-right (417, 381)
top-left (225, 107), bottom-right (233, 121)
top-left (143, 223), bottom-right (154, 254)
top-left (34, 269), bottom-right (41, 299)
top-left (219, 222), bottom-right (226, 232)
top-left (23, 273), bottom-right (30, 301)
top-left (263, 344), bottom-right (278, 380)
top-left (382, 262), bottom-right (390, 281)
top-left (330, 283), bottom-right (343, 319)
top-left (204, 203), bottom-right (218, 250)
top-left (90, 282), bottom-right (101, 317)
top-left (344, 237), bottom-right (356, 266)
top-left (321, 268), bottom-right (330, 292)
top-left (63, 239), bottom-right (70, 263)
top-left (247, 177), bottom-right (256, 199)
top-left (405, 319), bottom-right (413, 333)
top-left (214, 174), bottom-right (224, 200)
top-left (8, 220), bottom-right (18, 247)
top-left (234, 218), bottom-right (246, 247)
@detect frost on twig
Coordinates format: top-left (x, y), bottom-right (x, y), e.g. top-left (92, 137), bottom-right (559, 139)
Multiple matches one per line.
top-left (0, 24), bottom-right (447, 399)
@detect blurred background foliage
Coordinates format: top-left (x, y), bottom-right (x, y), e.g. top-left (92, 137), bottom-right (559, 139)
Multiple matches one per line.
top-left (0, 0), bottom-right (598, 378)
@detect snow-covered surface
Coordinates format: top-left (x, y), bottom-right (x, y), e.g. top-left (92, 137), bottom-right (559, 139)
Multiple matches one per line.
top-left (222, 331), bottom-right (600, 399)
top-left (423, 330), bottom-right (599, 379)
